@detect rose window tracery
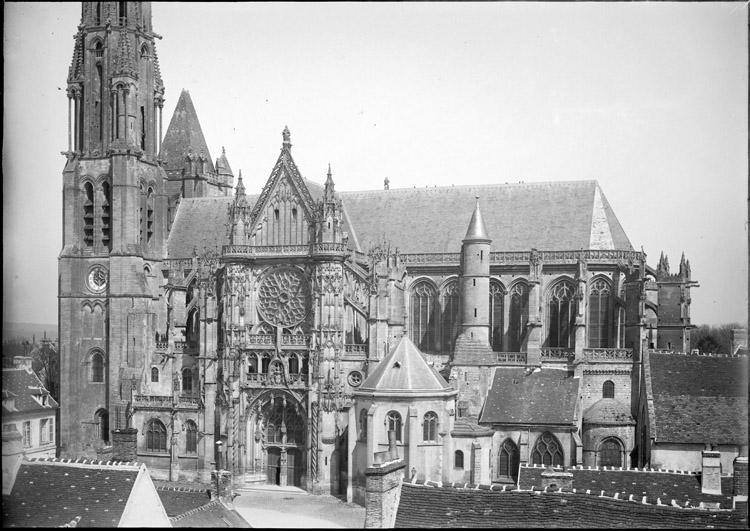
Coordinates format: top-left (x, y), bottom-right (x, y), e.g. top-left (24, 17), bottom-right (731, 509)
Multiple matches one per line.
top-left (258, 267), bottom-right (311, 327)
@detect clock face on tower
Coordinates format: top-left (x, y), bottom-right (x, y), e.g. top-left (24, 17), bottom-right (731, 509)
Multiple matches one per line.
top-left (257, 267), bottom-right (310, 328)
top-left (87, 265), bottom-right (108, 293)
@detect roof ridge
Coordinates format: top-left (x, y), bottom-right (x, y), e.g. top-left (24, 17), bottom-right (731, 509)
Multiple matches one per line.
top-left (25, 456), bottom-right (140, 469)
top-left (649, 349), bottom-right (748, 358)
top-left (338, 180), bottom-right (598, 195)
top-left (519, 463), bottom-right (704, 475)
top-left (169, 499), bottom-right (221, 521)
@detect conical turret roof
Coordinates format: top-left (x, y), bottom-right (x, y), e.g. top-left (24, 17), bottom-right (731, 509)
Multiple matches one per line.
top-left (216, 147), bottom-right (233, 177)
top-left (160, 89), bottom-right (215, 173)
top-left (463, 197), bottom-right (491, 242)
top-left (357, 337), bottom-right (454, 396)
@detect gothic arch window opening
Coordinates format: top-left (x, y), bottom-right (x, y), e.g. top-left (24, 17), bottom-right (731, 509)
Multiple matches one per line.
top-left (617, 306), bottom-right (626, 348)
top-left (101, 181), bottom-right (111, 250)
top-left (146, 419), bottom-right (167, 453)
top-left (386, 410), bottom-right (402, 442)
top-left (598, 437), bottom-right (623, 468)
top-left (489, 281), bottom-right (505, 352)
top-left (508, 282), bottom-right (529, 352)
top-left (266, 403), bottom-right (304, 446)
top-left (410, 281), bottom-right (437, 351)
top-left (288, 354), bottom-right (300, 375)
top-left (454, 450), bottom-right (464, 469)
top-left (423, 411), bottom-right (438, 442)
top-left (95, 408), bottom-right (109, 443)
top-left (83, 182), bottom-right (95, 248)
top-left (603, 380), bottom-right (615, 399)
top-left (546, 281), bottom-right (576, 348)
top-left (185, 420), bottom-right (198, 454)
top-left (497, 438), bottom-right (520, 481)
top-left (441, 281), bottom-right (459, 352)
top-left (531, 432), bottom-right (564, 466)
top-left (151, 366), bottom-right (159, 383)
top-left (90, 351), bottom-right (105, 383)
top-left (182, 367), bottom-right (193, 394)
top-left (146, 187), bottom-right (154, 245)
top-left (588, 278), bottom-right (611, 348)
top-left (345, 305), bottom-right (368, 345)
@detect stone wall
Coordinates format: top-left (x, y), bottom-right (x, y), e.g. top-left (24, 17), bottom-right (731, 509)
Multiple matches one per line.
top-left (365, 459), bottom-right (406, 528)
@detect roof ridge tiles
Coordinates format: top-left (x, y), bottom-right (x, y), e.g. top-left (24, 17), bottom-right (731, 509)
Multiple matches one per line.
top-left (339, 179), bottom-right (598, 195)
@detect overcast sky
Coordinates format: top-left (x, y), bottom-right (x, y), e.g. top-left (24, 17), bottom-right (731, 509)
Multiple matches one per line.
top-left (3, 2), bottom-right (748, 328)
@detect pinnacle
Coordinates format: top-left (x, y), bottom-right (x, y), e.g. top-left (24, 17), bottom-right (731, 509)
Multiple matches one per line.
top-left (463, 197), bottom-right (491, 242)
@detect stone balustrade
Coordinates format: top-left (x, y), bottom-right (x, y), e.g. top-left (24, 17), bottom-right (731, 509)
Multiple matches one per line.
top-left (583, 348), bottom-right (633, 361)
top-left (222, 242), bottom-right (350, 258)
top-left (133, 395), bottom-right (173, 408)
top-left (540, 347), bottom-right (575, 360)
top-left (496, 352), bottom-right (527, 364)
top-left (345, 344), bottom-right (368, 354)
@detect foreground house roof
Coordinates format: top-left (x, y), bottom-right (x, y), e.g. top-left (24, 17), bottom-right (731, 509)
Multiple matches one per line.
top-left (3, 458), bottom-right (169, 528)
top-left (394, 479), bottom-right (746, 528)
top-left (2, 367), bottom-right (59, 415)
top-left (479, 368), bottom-right (579, 427)
top-left (156, 486), bottom-right (249, 528)
top-left (644, 352), bottom-right (748, 445)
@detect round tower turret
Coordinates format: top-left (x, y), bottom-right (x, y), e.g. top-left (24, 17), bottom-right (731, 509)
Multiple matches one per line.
top-left (459, 197), bottom-right (492, 344)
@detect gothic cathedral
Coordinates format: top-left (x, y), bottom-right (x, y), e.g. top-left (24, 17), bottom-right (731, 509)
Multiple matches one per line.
top-left (59, 2), bottom-right (698, 502)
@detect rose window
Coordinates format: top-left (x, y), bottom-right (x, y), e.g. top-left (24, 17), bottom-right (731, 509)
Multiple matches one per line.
top-left (258, 267), bottom-right (310, 327)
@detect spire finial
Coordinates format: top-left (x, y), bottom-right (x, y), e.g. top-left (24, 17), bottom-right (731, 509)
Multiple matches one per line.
top-left (236, 169), bottom-right (245, 196)
top-left (282, 126), bottom-right (291, 149)
top-left (222, 146), bottom-right (226, 154)
top-left (463, 196), bottom-right (491, 242)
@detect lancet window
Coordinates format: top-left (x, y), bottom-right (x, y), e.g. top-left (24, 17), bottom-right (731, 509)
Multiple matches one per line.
top-left (489, 281), bottom-right (505, 352)
top-left (146, 419), bottom-right (167, 452)
top-left (588, 279), bottom-right (611, 348)
top-left (410, 281), bottom-right (437, 351)
top-left (497, 438), bottom-right (520, 481)
top-left (185, 420), bottom-right (198, 454)
top-left (546, 281), bottom-right (576, 348)
top-left (83, 182), bottom-right (94, 248)
top-left (508, 283), bottom-right (529, 352)
top-left (441, 281), bottom-right (459, 352)
top-left (387, 411), bottom-right (402, 442)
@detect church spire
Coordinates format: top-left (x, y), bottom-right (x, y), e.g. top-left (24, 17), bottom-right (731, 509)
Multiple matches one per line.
top-left (463, 197), bottom-right (491, 242)
top-left (235, 169), bottom-right (245, 197)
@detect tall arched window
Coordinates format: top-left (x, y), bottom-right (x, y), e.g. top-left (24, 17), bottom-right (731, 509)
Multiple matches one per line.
top-left (531, 432), bottom-right (564, 466)
top-left (489, 281), bottom-right (505, 352)
top-left (101, 181), bottom-right (111, 251)
top-left (146, 419), bottom-right (167, 452)
top-left (91, 352), bottom-right (104, 383)
top-left (497, 439), bottom-right (520, 481)
top-left (423, 411), bottom-right (438, 442)
top-left (441, 281), bottom-right (459, 352)
top-left (588, 279), bottom-right (611, 347)
top-left (598, 438), bottom-right (622, 467)
top-left (603, 380), bottom-right (615, 399)
top-left (411, 282), bottom-right (437, 351)
top-left (508, 283), bottom-right (529, 352)
top-left (359, 409), bottom-right (368, 442)
top-left (185, 420), bottom-right (198, 454)
top-left (387, 411), bottom-right (402, 442)
top-left (454, 450), bottom-right (464, 469)
top-left (546, 281), bottom-right (576, 348)
top-left (151, 367), bottom-right (159, 383)
top-left (83, 182), bottom-right (94, 248)
top-left (146, 187), bottom-right (155, 245)
top-left (182, 368), bottom-right (193, 393)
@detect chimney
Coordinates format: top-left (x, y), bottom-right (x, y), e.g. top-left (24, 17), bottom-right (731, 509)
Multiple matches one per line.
top-left (701, 448), bottom-right (722, 495)
top-left (111, 428), bottom-right (138, 462)
top-left (210, 469), bottom-right (234, 507)
top-left (365, 431), bottom-right (406, 528)
top-left (732, 456), bottom-right (748, 509)
top-left (541, 465), bottom-right (574, 491)
top-left (2, 430), bottom-right (25, 495)
top-left (12, 356), bottom-right (33, 372)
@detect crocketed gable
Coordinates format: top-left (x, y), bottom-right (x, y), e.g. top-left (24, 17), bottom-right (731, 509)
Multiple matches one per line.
top-left (645, 352), bottom-right (748, 445)
top-left (479, 368), bottom-right (579, 426)
top-left (339, 181), bottom-right (632, 254)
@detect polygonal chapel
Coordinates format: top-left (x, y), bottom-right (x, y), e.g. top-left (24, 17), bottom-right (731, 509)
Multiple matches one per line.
top-left (59, 1), bottom-right (713, 503)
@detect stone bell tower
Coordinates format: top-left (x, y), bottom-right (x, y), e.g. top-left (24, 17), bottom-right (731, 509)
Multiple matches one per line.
top-left (59, 1), bottom-right (168, 458)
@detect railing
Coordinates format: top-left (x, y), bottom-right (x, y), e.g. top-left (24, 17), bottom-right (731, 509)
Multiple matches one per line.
top-left (345, 344), bottom-right (368, 354)
top-left (496, 352), bottom-right (527, 364)
top-left (540, 348), bottom-right (575, 361)
top-left (245, 373), bottom-right (307, 387)
top-left (178, 395), bottom-right (200, 407)
top-left (313, 242), bottom-right (349, 254)
top-left (399, 250), bottom-right (645, 267)
top-left (173, 341), bottom-right (188, 351)
top-left (247, 334), bottom-right (275, 345)
top-left (133, 395), bottom-right (173, 408)
top-left (155, 341), bottom-right (168, 351)
top-left (281, 334), bottom-right (310, 346)
top-left (222, 242), bottom-right (350, 258)
top-left (583, 348), bottom-right (633, 361)
top-left (402, 253), bottom-right (461, 265)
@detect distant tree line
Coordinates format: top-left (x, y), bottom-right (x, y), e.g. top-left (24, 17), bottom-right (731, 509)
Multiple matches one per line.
top-left (690, 323), bottom-right (745, 354)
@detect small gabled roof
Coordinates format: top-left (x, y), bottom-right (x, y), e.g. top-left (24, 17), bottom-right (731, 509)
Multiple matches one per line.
top-left (480, 368), bottom-right (579, 426)
top-left (644, 351), bottom-right (748, 445)
top-left (2, 367), bottom-right (58, 414)
top-left (160, 89), bottom-right (215, 174)
top-left (357, 337), bottom-right (454, 395)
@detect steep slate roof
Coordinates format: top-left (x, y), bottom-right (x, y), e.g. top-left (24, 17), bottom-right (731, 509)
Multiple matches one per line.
top-left (160, 89), bottom-right (216, 173)
top-left (583, 398), bottom-right (635, 425)
top-left (645, 352), bottom-right (748, 445)
top-left (357, 337), bottom-right (454, 394)
top-left (156, 486), bottom-right (249, 528)
top-left (520, 465), bottom-right (735, 509)
top-left (339, 181), bottom-right (632, 254)
top-left (2, 367), bottom-right (59, 414)
top-left (479, 368), bottom-right (579, 426)
top-left (3, 460), bottom-right (141, 527)
top-left (394, 481), bottom-right (746, 528)
top-left (167, 196), bottom-right (238, 258)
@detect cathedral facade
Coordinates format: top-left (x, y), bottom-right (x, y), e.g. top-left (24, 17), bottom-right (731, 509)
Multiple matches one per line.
top-left (59, 2), bottom-right (698, 500)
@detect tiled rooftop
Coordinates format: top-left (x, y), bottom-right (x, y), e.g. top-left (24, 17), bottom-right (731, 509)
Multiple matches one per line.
top-left (479, 368), bottom-right (579, 426)
top-left (160, 89), bottom-right (216, 174)
top-left (395, 479), bottom-right (746, 528)
top-left (2, 367), bottom-right (59, 415)
top-left (646, 352), bottom-right (748, 444)
top-left (3, 459), bottom-right (141, 528)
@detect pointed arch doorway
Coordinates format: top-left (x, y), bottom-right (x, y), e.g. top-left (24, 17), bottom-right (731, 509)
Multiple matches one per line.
top-left (263, 401), bottom-right (306, 487)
